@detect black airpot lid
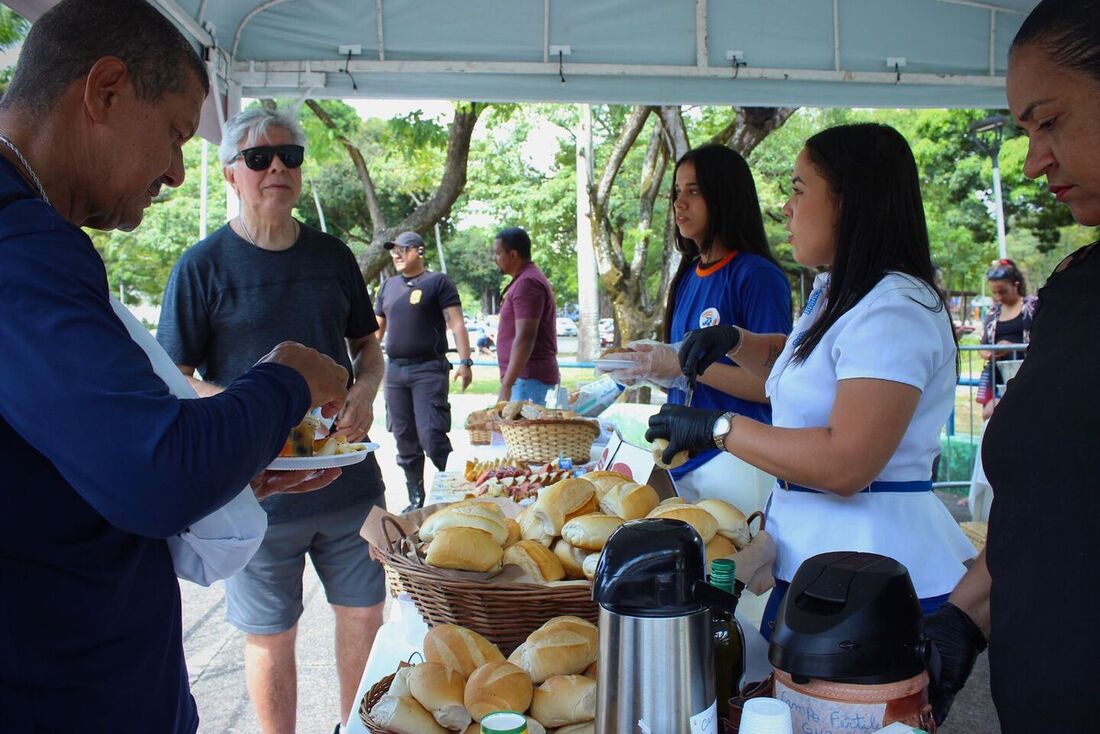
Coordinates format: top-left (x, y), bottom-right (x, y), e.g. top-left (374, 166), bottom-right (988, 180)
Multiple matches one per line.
top-left (592, 518), bottom-right (707, 617)
top-left (768, 551), bottom-right (926, 684)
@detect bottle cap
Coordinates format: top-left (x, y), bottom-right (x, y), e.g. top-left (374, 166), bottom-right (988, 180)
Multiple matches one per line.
top-left (480, 711), bottom-right (528, 734)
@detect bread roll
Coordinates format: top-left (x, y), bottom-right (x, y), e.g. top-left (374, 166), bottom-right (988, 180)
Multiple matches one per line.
top-left (503, 540), bottom-right (566, 583)
top-left (368, 694), bottom-right (449, 734)
top-left (695, 498), bottom-right (751, 548)
top-left (583, 470), bottom-right (633, 498)
top-left (583, 660), bottom-right (597, 678)
top-left (658, 496), bottom-right (686, 506)
top-left (423, 624), bottom-right (505, 678)
top-left (421, 502), bottom-right (509, 546)
top-left (556, 723), bottom-right (596, 734)
top-left (646, 504), bottom-right (719, 544)
top-left (464, 661), bottom-right (534, 722)
top-left (504, 517), bottom-right (522, 548)
top-left (552, 538), bottom-right (588, 580)
top-left (533, 478), bottom-right (597, 535)
top-left (507, 616), bottom-right (598, 683)
top-left (651, 438), bottom-right (689, 469)
top-left (518, 505), bottom-right (553, 547)
top-left (425, 526), bottom-right (504, 573)
top-left (530, 675), bottom-right (597, 727)
top-left (387, 665), bottom-right (415, 697)
top-left (705, 534), bottom-right (736, 565)
top-left (406, 662), bottom-right (471, 730)
top-left (582, 552), bottom-right (601, 581)
top-left (599, 481), bottom-right (659, 520)
top-left (561, 513), bottom-right (624, 552)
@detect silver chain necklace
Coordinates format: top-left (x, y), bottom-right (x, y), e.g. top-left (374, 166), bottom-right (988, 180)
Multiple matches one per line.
top-left (239, 215), bottom-right (298, 248)
top-left (0, 131), bottom-right (50, 206)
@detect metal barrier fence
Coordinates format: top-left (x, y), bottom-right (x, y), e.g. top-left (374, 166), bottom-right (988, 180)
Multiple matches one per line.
top-left (937, 342), bottom-right (1026, 490)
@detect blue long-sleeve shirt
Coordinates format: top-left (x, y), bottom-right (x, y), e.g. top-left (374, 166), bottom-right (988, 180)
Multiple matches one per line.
top-left (0, 162), bottom-right (310, 733)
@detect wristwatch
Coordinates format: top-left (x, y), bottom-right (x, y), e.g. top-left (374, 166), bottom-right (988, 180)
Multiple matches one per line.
top-left (712, 411), bottom-right (737, 450)
top-left (458, 358), bottom-right (475, 367)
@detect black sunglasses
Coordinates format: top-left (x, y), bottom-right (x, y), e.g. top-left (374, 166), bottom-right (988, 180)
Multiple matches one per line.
top-left (235, 144), bottom-right (305, 171)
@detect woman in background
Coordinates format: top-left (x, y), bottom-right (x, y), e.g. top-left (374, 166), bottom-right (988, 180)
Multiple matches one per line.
top-left (610, 143), bottom-right (791, 513)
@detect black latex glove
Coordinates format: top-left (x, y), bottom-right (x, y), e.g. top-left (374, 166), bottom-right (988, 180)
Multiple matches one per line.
top-left (923, 601), bottom-right (987, 726)
top-left (679, 325), bottom-right (742, 382)
top-left (645, 404), bottom-right (726, 465)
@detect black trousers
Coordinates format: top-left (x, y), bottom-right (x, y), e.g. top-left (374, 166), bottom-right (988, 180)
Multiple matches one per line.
top-left (383, 359), bottom-right (453, 489)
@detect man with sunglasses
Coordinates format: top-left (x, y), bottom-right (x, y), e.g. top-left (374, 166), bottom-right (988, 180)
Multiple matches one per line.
top-left (158, 106), bottom-right (387, 734)
top-left (375, 231), bottom-right (474, 511)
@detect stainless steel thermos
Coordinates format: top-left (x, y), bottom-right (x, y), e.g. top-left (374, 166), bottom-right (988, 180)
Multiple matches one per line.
top-left (593, 518), bottom-right (737, 734)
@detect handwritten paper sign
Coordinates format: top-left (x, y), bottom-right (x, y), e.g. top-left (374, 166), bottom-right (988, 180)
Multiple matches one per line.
top-left (775, 679), bottom-right (887, 734)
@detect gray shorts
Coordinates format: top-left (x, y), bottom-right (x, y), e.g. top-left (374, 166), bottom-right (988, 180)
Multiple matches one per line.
top-left (225, 496), bottom-right (386, 635)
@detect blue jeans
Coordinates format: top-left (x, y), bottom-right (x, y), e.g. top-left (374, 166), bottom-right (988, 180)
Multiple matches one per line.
top-left (512, 377), bottom-right (555, 405)
top-left (759, 579), bottom-right (951, 641)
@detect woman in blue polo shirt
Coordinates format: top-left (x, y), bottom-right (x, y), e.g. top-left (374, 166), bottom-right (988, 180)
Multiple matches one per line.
top-left (611, 144), bottom-right (792, 513)
top-left (647, 124), bottom-right (974, 638)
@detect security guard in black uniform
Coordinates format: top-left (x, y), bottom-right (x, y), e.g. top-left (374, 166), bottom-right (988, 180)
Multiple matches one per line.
top-left (376, 232), bottom-right (473, 511)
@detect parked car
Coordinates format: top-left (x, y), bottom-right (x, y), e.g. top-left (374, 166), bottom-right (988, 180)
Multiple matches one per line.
top-left (556, 317), bottom-right (578, 337)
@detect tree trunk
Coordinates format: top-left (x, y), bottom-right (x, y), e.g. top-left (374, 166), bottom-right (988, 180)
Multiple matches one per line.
top-left (305, 100), bottom-right (485, 282)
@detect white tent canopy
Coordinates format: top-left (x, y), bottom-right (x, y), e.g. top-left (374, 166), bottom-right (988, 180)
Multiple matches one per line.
top-left (6, 0), bottom-right (1035, 142)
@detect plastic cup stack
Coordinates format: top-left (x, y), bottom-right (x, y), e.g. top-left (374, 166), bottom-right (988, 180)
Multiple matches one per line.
top-left (738, 697), bottom-right (793, 734)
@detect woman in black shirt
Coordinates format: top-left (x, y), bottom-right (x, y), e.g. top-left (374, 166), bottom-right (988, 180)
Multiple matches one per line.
top-left (976, 259), bottom-right (1037, 415)
top-left (924, 0), bottom-right (1100, 730)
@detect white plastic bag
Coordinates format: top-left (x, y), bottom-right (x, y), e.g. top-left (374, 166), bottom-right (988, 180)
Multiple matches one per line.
top-left (110, 298), bottom-right (267, 586)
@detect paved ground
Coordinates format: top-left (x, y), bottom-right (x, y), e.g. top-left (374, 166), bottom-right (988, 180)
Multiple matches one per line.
top-left (182, 392), bottom-right (1000, 733)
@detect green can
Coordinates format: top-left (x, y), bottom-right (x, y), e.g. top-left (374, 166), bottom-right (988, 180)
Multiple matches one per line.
top-left (480, 710), bottom-right (528, 734)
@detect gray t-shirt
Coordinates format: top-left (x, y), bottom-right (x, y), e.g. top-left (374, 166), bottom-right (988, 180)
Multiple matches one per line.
top-left (157, 222), bottom-right (384, 523)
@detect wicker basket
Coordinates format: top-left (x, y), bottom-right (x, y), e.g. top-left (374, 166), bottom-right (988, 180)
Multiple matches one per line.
top-left (373, 516), bottom-right (598, 656)
top-left (468, 428), bottom-right (492, 445)
top-left (499, 418), bottom-right (601, 464)
top-left (959, 520), bottom-right (987, 551)
top-left (358, 665), bottom-right (408, 734)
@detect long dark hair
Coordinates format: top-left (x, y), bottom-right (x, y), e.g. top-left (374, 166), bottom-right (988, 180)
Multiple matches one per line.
top-left (663, 144), bottom-right (775, 340)
top-left (1011, 0), bottom-right (1100, 83)
top-left (792, 124), bottom-right (951, 363)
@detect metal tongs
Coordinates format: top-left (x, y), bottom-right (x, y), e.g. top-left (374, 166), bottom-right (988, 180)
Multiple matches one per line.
top-left (685, 375), bottom-right (696, 408)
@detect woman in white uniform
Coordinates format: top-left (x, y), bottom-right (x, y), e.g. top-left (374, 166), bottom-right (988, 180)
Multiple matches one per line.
top-left (647, 123), bottom-right (975, 638)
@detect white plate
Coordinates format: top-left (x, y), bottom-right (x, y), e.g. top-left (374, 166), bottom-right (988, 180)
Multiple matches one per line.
top-left (268, 443), bottom-right (380, 471)
top-left (594, 358), bottom-right (635, 370)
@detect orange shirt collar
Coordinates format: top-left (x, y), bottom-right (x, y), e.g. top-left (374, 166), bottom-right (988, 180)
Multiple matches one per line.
top-left (695, 251), bottom-right (738, 277)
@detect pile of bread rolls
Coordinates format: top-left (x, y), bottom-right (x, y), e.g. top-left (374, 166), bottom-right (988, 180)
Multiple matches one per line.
top-left (368, 618), bottom-right (598, 733)
top-left (516, 471), bottom-right (752, 582)
top-left (417, 472), bottom-right (750, 582)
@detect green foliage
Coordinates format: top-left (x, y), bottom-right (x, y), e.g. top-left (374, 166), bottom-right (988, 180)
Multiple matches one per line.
top-left (0, 8), bottom-right (28, 50)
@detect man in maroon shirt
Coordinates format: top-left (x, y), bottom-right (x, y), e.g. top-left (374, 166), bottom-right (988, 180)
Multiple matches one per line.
top-left (492, 227), bottom-right (560, 404)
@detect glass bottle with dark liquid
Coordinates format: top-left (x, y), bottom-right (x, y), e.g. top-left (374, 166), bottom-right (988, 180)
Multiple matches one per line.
top-left (710, 558), bottom-right (746, 722)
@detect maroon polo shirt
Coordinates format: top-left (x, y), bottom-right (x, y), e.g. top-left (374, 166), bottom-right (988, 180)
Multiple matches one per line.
top-left (497, 261), bottom-right (560, 385)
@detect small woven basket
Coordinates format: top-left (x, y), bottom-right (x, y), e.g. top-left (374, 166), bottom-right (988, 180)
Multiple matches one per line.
top-left (372, 516), bottom-right (598, 656)
top-left (468, 428), bottom-right (492, 445)
top-left (959, 520), bottom-right (987, 551)
top-left (499, 418), bottom-right (600, 464)
top-left (358, 663), bottom-right (411, 734)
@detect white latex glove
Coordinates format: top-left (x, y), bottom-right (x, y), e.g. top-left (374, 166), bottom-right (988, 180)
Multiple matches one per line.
top-left (599, 340), bottom-right (688, 390)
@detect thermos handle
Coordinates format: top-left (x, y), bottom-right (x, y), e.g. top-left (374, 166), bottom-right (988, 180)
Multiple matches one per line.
top-left (692, 579), bottom-right (739, 611)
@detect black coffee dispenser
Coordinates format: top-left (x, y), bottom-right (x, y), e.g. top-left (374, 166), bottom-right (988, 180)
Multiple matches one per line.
top-left (769, 551), bottom-right (925, 684)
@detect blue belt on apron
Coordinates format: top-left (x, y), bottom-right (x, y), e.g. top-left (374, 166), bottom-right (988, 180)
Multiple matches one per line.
top-left (775, 479), bottom-right (932, 493)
